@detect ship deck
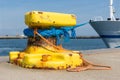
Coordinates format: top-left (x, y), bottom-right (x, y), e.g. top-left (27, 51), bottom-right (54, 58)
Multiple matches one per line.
top-left (0, 48), bottom-right (120, 80)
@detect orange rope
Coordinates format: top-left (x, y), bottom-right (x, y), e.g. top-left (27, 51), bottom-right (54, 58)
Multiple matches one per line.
top-left (34, 29), bottom-right (61, 50)
top-left (66, 53), bottom-right (111, 72)
top-left (34, 29), bottom-right (112, 72)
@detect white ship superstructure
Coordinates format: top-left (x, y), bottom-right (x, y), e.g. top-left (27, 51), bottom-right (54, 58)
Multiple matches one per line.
top-left (89, 0), bottom-right (120, 48)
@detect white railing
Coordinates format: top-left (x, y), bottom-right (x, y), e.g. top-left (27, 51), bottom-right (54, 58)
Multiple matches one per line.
top-left (93, 16), bottom-right (103, 21)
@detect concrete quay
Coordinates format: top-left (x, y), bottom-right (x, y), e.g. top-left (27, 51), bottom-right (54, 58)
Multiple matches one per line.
top-left (0, 48), bottom-right (120, 80)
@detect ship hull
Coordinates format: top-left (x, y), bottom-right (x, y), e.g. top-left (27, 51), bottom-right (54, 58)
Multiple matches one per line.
top-left (89, 21), bottom-right (120, 48)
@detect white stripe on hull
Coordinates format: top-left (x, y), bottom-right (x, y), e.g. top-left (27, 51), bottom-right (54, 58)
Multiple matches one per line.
top-left (89, 21), bottom-right (120, 48)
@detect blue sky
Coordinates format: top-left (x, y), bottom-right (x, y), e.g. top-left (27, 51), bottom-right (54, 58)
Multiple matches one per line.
top-left (0, 0), bottom-right (120, 36)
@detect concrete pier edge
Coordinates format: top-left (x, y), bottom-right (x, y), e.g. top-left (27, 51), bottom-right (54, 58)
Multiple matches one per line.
top-left (0, 48), bottom-right (120, 80)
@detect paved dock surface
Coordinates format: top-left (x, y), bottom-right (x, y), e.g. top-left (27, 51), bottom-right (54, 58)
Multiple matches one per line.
top-left (0, 48), bottom-right (120, 80)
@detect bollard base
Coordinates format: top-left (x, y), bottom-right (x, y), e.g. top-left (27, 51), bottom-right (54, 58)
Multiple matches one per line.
top-left (9, 46), bottom-right (83, 70)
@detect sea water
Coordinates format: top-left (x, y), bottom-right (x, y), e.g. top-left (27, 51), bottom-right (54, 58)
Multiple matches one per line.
top-left (0, 39), bottom-right (107, 56)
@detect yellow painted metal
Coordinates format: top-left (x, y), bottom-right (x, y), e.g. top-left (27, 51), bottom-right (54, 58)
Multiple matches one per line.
top-left (9, 46), bottom-right (83, 69)
top-left (9, 10), bottom-right (83, 70)
top-left (9, 51), bottom-right (19, 63)
top-left (25, 11), bottom-right (76, 29)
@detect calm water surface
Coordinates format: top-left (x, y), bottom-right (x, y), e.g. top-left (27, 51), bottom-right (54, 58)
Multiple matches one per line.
top-left (0, 39), bottom-right (107, 56)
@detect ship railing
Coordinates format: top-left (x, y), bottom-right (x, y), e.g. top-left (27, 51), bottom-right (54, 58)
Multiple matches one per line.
top-left (90, 16), bottom-right (103, 21)
top-left (92, 16), bottom-right (103, 21)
